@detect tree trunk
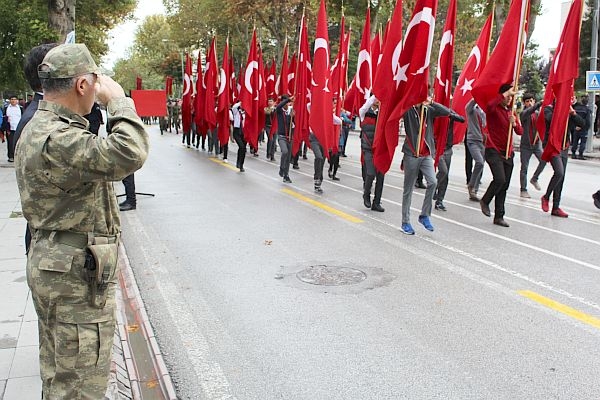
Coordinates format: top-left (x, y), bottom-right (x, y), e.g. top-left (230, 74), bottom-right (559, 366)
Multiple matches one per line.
top-left (48, 0), bottom-right (76, 41)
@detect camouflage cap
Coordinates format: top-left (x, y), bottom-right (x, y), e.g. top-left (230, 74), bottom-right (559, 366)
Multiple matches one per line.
top-left (38, 43), bottom-right (111, 79)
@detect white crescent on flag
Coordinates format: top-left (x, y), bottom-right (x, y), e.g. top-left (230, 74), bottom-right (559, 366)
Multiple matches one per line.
top-left (469, 46), bottom-right (482, 72)
top-left (404, 7), bottom-right (436, 75)
top-left (218, 68), bottom-right (226, 96)
top-left (244, 61), bottom-right (259, 94)
top-left (436, 30), bottom-right (453, 87)
top-left (183, 73), bottom-right (191, 96)
top-left (356, 49), bottom-right (372, 93)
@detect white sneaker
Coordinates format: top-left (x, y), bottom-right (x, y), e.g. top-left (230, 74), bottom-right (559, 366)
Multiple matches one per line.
top-left (530, 178), bottom-right (541, 191)
top-left (520, 191), bottom-right (531, 199)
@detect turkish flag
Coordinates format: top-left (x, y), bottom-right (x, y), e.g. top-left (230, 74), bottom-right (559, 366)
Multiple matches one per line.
top-left (330, 15), bottom-right (347, 153)
top-left (370, 32), bottom-right (381, 85)
top-left (471, 0), bottom-right (530, 110)
top-left (266, 59), bottom-right (276, 100)
top-left (229, 56), bottom-right (237, 103)
top-left (257, 45), bottom-right (268, 142)
top-left (343, 78), bottom-right (357, 115)
top-left (309, 0), bottom-right (334, 155)
top-left (451, 13), bottom-right (493, 145)
top-left (287, 52), bottom-right (297, 95)
top-left (277, 41), bottom-right (289, 97)
top-left (194, 53), bottom-right (206, 134)
top-left (432, 0), bottom-right (457, 166)
top-left (354, 8), bottom-right (372, 114)
top-left (540, 0), bottom-right (582, 161)
top-left (217, 38), bottom-right (231, 146)
top-left (181, 53), bottom-right (193, 134)
top-left (373, 0), bottom-right (438, 174)
top-left (293, 14), bottom-right (311, 155)
top-left (240, 29), bottom-right (261, 150)
top-left (204, 37), bottom-right (218, 130)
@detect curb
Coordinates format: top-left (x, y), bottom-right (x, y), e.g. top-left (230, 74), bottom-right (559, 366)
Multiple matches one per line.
top-left (117, 243), bottom-right (178, 400)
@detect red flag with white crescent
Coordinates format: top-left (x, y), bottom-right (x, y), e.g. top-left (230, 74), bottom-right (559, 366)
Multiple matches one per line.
top-left (293, 13), bottom-right (312, 155)
top-left (451, 13), bottom-right (493, 145)
top-left (266, 58), bottom-right (276, 100)
top-left (277, 41), bottom-right (289, 97)
top-left (432, 0), bottom-right (457, 166)
top-left (288, 52), bottom-right (297, 95)
top-left (540, 0), bottom-right (582, 161)
top-left (370, 32), bottom-right (381, 85)
top-left (309, 0), bottom-right (333, 155)
top-left (472, 0), bottom-right (530, 110)
top-left (181, 53), bottom-right (193, 134)
top-left (204, 37), bottom-right (218, 130)
top-left (217, 38), bottom-right (231, 146)
top-left (240, 29), bottom-right (261, 149)
top-left (373, 0), bottom-right (439, 173)
top-left (354, 8), bottom-right (372, 114)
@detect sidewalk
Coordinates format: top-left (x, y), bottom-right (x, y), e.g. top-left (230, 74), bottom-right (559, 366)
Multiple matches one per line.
top-left (0, 160), bottom-right (176, 400)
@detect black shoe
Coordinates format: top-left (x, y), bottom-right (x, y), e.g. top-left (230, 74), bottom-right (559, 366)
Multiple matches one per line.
top-left (415, 181), bottom-right (426, 189)
top-left (434, 201), bottom-right (447, 211)
top-left (593, 192), bottom-right (600, 209)
top-left (578, 154), bottom-right (587, 160)
top-left (328, 171), bottom-right (333, 178)
top-left (270, 157), bottom-right (276, 162)
top-left (480, 200), bottom-right (491, 217)
top-left (119, 202), bottom-right (136, 212)
top-left (371, 203), bottom-right (385, 212)
top-left (279, 169), bottom-right (284, 177)
top-left (363, 194), bottom-right (371, 209)
top-left (302, 155), bottom-right (307, 160)
top-left (7, 158), bottom-right (14, 163)
top-left (293, 164), bottom-right (300, 169)
top-left (314, 186), bottom-right (323, 194)
top-left (239, 167), bottom-right (245, 172)
top-left (493, 218), bottom-right (509, 227)
top-left (283, 176), bottom-right (292, 183)
top-left (332, 176), bottom-right (340, 181)
top-left (341, 153), bottom-right (347, 157)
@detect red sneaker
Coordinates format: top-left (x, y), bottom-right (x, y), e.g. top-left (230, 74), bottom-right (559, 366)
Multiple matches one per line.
top-left (541, 196), bottom-right (549, 212)
top-left (551, 208), bottom-right (568, 218)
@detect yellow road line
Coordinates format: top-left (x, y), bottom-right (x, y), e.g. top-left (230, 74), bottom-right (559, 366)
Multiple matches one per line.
top-left (281, 188), bottom-right (363, 223)
top-left (518, 290), bottom-right (600, 330)
top-left (208, 157), bottom-right (239, 171)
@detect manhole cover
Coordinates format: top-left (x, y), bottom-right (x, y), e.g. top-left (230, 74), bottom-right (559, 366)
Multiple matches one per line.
top-left (296, 265), bottom-right (367, 286)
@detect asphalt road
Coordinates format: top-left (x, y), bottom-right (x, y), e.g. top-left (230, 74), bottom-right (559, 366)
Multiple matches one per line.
top-left (121, 124), bottom-right (600, 400)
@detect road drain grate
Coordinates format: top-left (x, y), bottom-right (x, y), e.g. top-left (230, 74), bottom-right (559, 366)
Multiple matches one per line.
top-left (296, 265), bottom-right (367, 286)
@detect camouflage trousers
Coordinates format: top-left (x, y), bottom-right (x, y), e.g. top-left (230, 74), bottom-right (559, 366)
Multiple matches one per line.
top-left (27, 232), bottom-right (118, 400)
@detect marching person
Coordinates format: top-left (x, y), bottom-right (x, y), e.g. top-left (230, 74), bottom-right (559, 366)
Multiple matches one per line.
top-left (518, 93), bottom-right (545, 198)
top-left (15, 43), bottom-right (149, 399)
top-left (231, 100), bottom-right (246, 172)
top-left (465, 98), bottom-right (487, 201)
top-left (400, 99), bottom-right (464, 234)
top-left (359, 95), bottom-right (385, 212)
top-left (478, 84), bottom-right (522, 227)
top-left (276, 95), bottom-right (294, 183)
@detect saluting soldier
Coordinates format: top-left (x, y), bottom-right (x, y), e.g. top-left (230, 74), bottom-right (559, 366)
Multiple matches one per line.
top-left (15, 44), bottom-right (149, 399)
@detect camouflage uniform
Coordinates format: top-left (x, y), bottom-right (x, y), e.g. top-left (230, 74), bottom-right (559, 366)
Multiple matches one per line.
top-left (15, 44), bottom-right (149, 399)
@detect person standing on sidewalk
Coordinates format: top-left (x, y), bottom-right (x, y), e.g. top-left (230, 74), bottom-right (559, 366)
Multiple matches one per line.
top-left (15, 44), bottom-right (149, 399)
top-left (3, 95), bottom-right (22, 162)
top-left (518, 93), bottom-right (545, 198)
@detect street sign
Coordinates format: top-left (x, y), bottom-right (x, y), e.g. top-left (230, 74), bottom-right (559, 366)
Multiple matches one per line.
top-left (586, 71), bottom-right (600, 91)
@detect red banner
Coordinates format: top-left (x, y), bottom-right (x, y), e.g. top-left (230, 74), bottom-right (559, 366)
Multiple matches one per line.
top-left (131, 90), bottom-right (167, 117)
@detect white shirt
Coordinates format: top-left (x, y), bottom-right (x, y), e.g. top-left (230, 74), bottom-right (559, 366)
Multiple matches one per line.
top-left (231, 102), bottom-right (243, 128)
top-left (6, 104), bottom-right (21, 130)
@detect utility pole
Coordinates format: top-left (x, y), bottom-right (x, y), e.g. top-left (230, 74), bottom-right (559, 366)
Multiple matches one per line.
top-left (589, 0), bottom-right (600, 152)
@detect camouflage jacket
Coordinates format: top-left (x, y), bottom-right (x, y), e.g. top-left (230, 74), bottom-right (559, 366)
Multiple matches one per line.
top-left (15, 98), bottom-right (149, 236)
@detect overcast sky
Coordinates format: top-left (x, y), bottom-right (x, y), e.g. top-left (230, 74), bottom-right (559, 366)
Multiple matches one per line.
top-left (102, 0), bottom-right (564, 69)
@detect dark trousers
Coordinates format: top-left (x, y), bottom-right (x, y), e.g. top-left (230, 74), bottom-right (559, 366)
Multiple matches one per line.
top-left (465, 139), bottom-right (473, 184)
top-left (122, 173), bottom-right (136, 206)
top-left (182, 131), bottom-right (191, 146)
top-left (7, 130), bottom-right (15, 159)
top-left (365, 172), bottom-right (385, 206)
top-left (278, 137), bottom-right (292, 177)
top-left (233, 127), bottom-right (246, 168)
top-left (310, 134), bottom-right (325, 185)
top-left (481, 148), bottom-right (513, 219)
top-left (266, 130), bottom-right (277, 159)
top-left (221, 143), bottom-right (228, 160)
top-left (340, 127), bottom-right (350, 155)
top-left (544, 152), bottom-right (568, 209)
top-left (328, 151), bottom-right (340, 177)
top-left (434, 147), bottom-right (453, 202)
top-left (571, 130), bottom-right (587, 156)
